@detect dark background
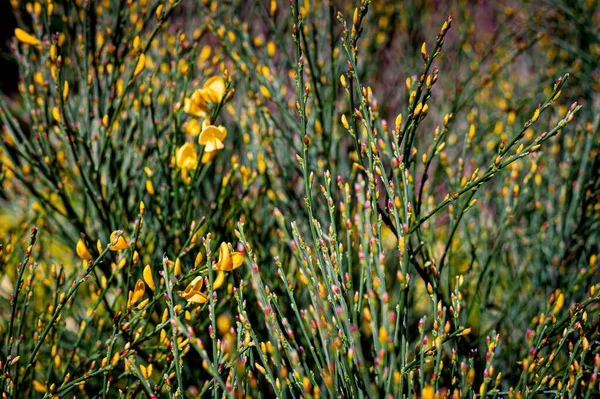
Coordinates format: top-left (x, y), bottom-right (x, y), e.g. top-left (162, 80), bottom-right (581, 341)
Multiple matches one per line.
top-left (0, 2), bottom-right (19, 95)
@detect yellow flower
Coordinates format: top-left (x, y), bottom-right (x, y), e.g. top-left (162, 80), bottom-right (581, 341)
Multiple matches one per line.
top-left (214, 242), bottom-right (244, 272)
top-left (143, 264), bottom-right (155, 291)
top-left (182, 76), bottom-right (225, 117)
top-left (133, 54), bottom-right (146, 77)
top-left (129, 279), bottom-right (145, 306)
top-left (109, 231), bottom-right (129, 251)
top-left (198, 125), bottom-right (227, 153)
top-left (176, 142), bottom-right (198, 171)
top-left (213, 271), bottom-right (226, 290)
top-left (177, 276), bottom-right (208, 304)
top-left (76, 239), bottom-right (93, 260)
top-left (176, 142), bottom-right (198, 181)
top-left (198, 76), bottom-right (225, 104)
top-left (15, 28), bottom-right (41, 46)
top-left (185, 119), bottom-right (201, 136)
top-left (201, 151), bottom-right (217, 164)
top-left (422, 385), bottom-right (434, 399)
top-left (183, 91), bottom-right (209, 117)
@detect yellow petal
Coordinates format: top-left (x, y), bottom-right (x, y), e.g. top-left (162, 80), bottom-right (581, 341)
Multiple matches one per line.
top-left (174, 257), bottom-right (182, 277)
top-left (143, 264), bottom-right (155, 291)
top-left (200, 76), bottom-right (225, 103)
top-left (52, 107), bottom-right (61, 123)
top-left (176, 142), bottom-right (198, 170)
top-left (76, 239), bottom-right (92, 260)
top-left (215, 242), bottom-right (232, 271)
top-left (213, 271), bottom-right (226, 290)
top-left (137, 298), bottom-right (149, 310)
top-left (194, 252), bottom-right (204, 266)
top-left (131, 279), bottom-right (145, 304)
top-left (15, 28), bottom-right (41, 46)
top-left (198, 125), bottom-right (227, 147)
top-left (203, 138), bottom-right (224, 153)
top-left (231, 252), bottom-right (244, 270)
top-left (186, 292), bottom-right (208, 304)
top-left (186, 119), bottom-right (201, 136)
top-left (109, 231), bottom-right (129, 251)
top-left (179, 276), bottom-right (203, 298)
top-left (191, 89), bottom-right (210, 110)
top-left (183, 98), bottom-right (207, 118)
top-left (133, 53), bottom-right (145, 77)
top-left (32, 380), bottom-right (46, 393)
top-left (201, 151), bottom-right (217, 164)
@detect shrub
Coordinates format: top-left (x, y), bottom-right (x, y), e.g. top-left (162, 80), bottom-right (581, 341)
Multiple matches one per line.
top-left (0, 0), bottom-right (598, 398)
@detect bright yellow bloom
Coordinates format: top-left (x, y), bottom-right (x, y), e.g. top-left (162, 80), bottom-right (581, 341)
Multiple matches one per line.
top-left (76, 239), bottom-right (93, 260)
top-left (129, 279), bottom-right (145, 305)
top-left (201, 151), bottom-right (217, 164)
top-left (182, 76), bottom-right (225, 117)
top-left (183, 91), bottom-right (209, 117)
top-left (198, 125), bottom-right (227, 152)
top-left (133, 54), bottom-right (146, 77)
top-left (199, 76), bottom-right (225, 103)
top-left (15, 28), bottom-right (41, 46)
top-left (213, 271), bottom-right (226, 289)
top-left (214, 242), bottom-right (243, 272)
top-left (109, 231), bottom-right (129, 251)
top-left (177, 275), bottom-right (208, 304)
top-left (176, 142), bottom-right (198, 181)
top-left (32, 380), bottom-right (45, 393)
top-left (143, 264), bottom-right (155, 291)
top-left (176, 142), bottom-right (198, 169)
top-left (422, 385), bottom-right (434, 399)
top-left (185, 119), bottom-right (201, 136)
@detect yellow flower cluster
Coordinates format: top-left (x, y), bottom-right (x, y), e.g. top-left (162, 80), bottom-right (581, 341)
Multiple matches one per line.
top-left (176, 242), bottom-right (243, 304)
top-left (176, 76), bottom-right (229, 180)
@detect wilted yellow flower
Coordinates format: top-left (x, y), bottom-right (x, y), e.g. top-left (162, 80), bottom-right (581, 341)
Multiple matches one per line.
top-left (177, 276), bottom-right (208, 304)
top-left (15, 28), bottom-right (41, 46)
top-left (214, 242), bottom-right (243, 272)
top-left (198, 125), bottom-right (227, 153)
top-left (109, 231), bottom-right (129, 251)
top-left (176, 142), bottom-right (198, 180)
top-left (76, 239), bottom-right (92, 260)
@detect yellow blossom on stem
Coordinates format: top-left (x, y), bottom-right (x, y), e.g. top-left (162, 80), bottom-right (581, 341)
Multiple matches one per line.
top-left (133, 53), bottom-right (145, 77)
top-left (185, 119), bottom-right (201, 136)
top-left (201, 151), bottom-right (217, 164)
top-left (129, 279), bottom-right (145, 306)
top-left (183, 91), bottom-right (209, 117)
top-left (214, 242), bottom-right (243, 272)
top-left (198, 125), bottom-right (227, 152)
top-left (177, 276), bottom-right (208, 304)
top-left (213, 271), bottom-right (226, 289)
top-left (182, 76), bottom-right (225, 117)
top-left (176, 142), bottom-right (198, 180)
top-left (143, 264), bottom-right (155, 291)
top-left (109, 231), bottom-right (129, 251)
top-left (199, 76), bottom-right (225, 103)
top-left (15, 28), bottom-right (41, 46)
top-left (76, 239), bottom-right (92, 260)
